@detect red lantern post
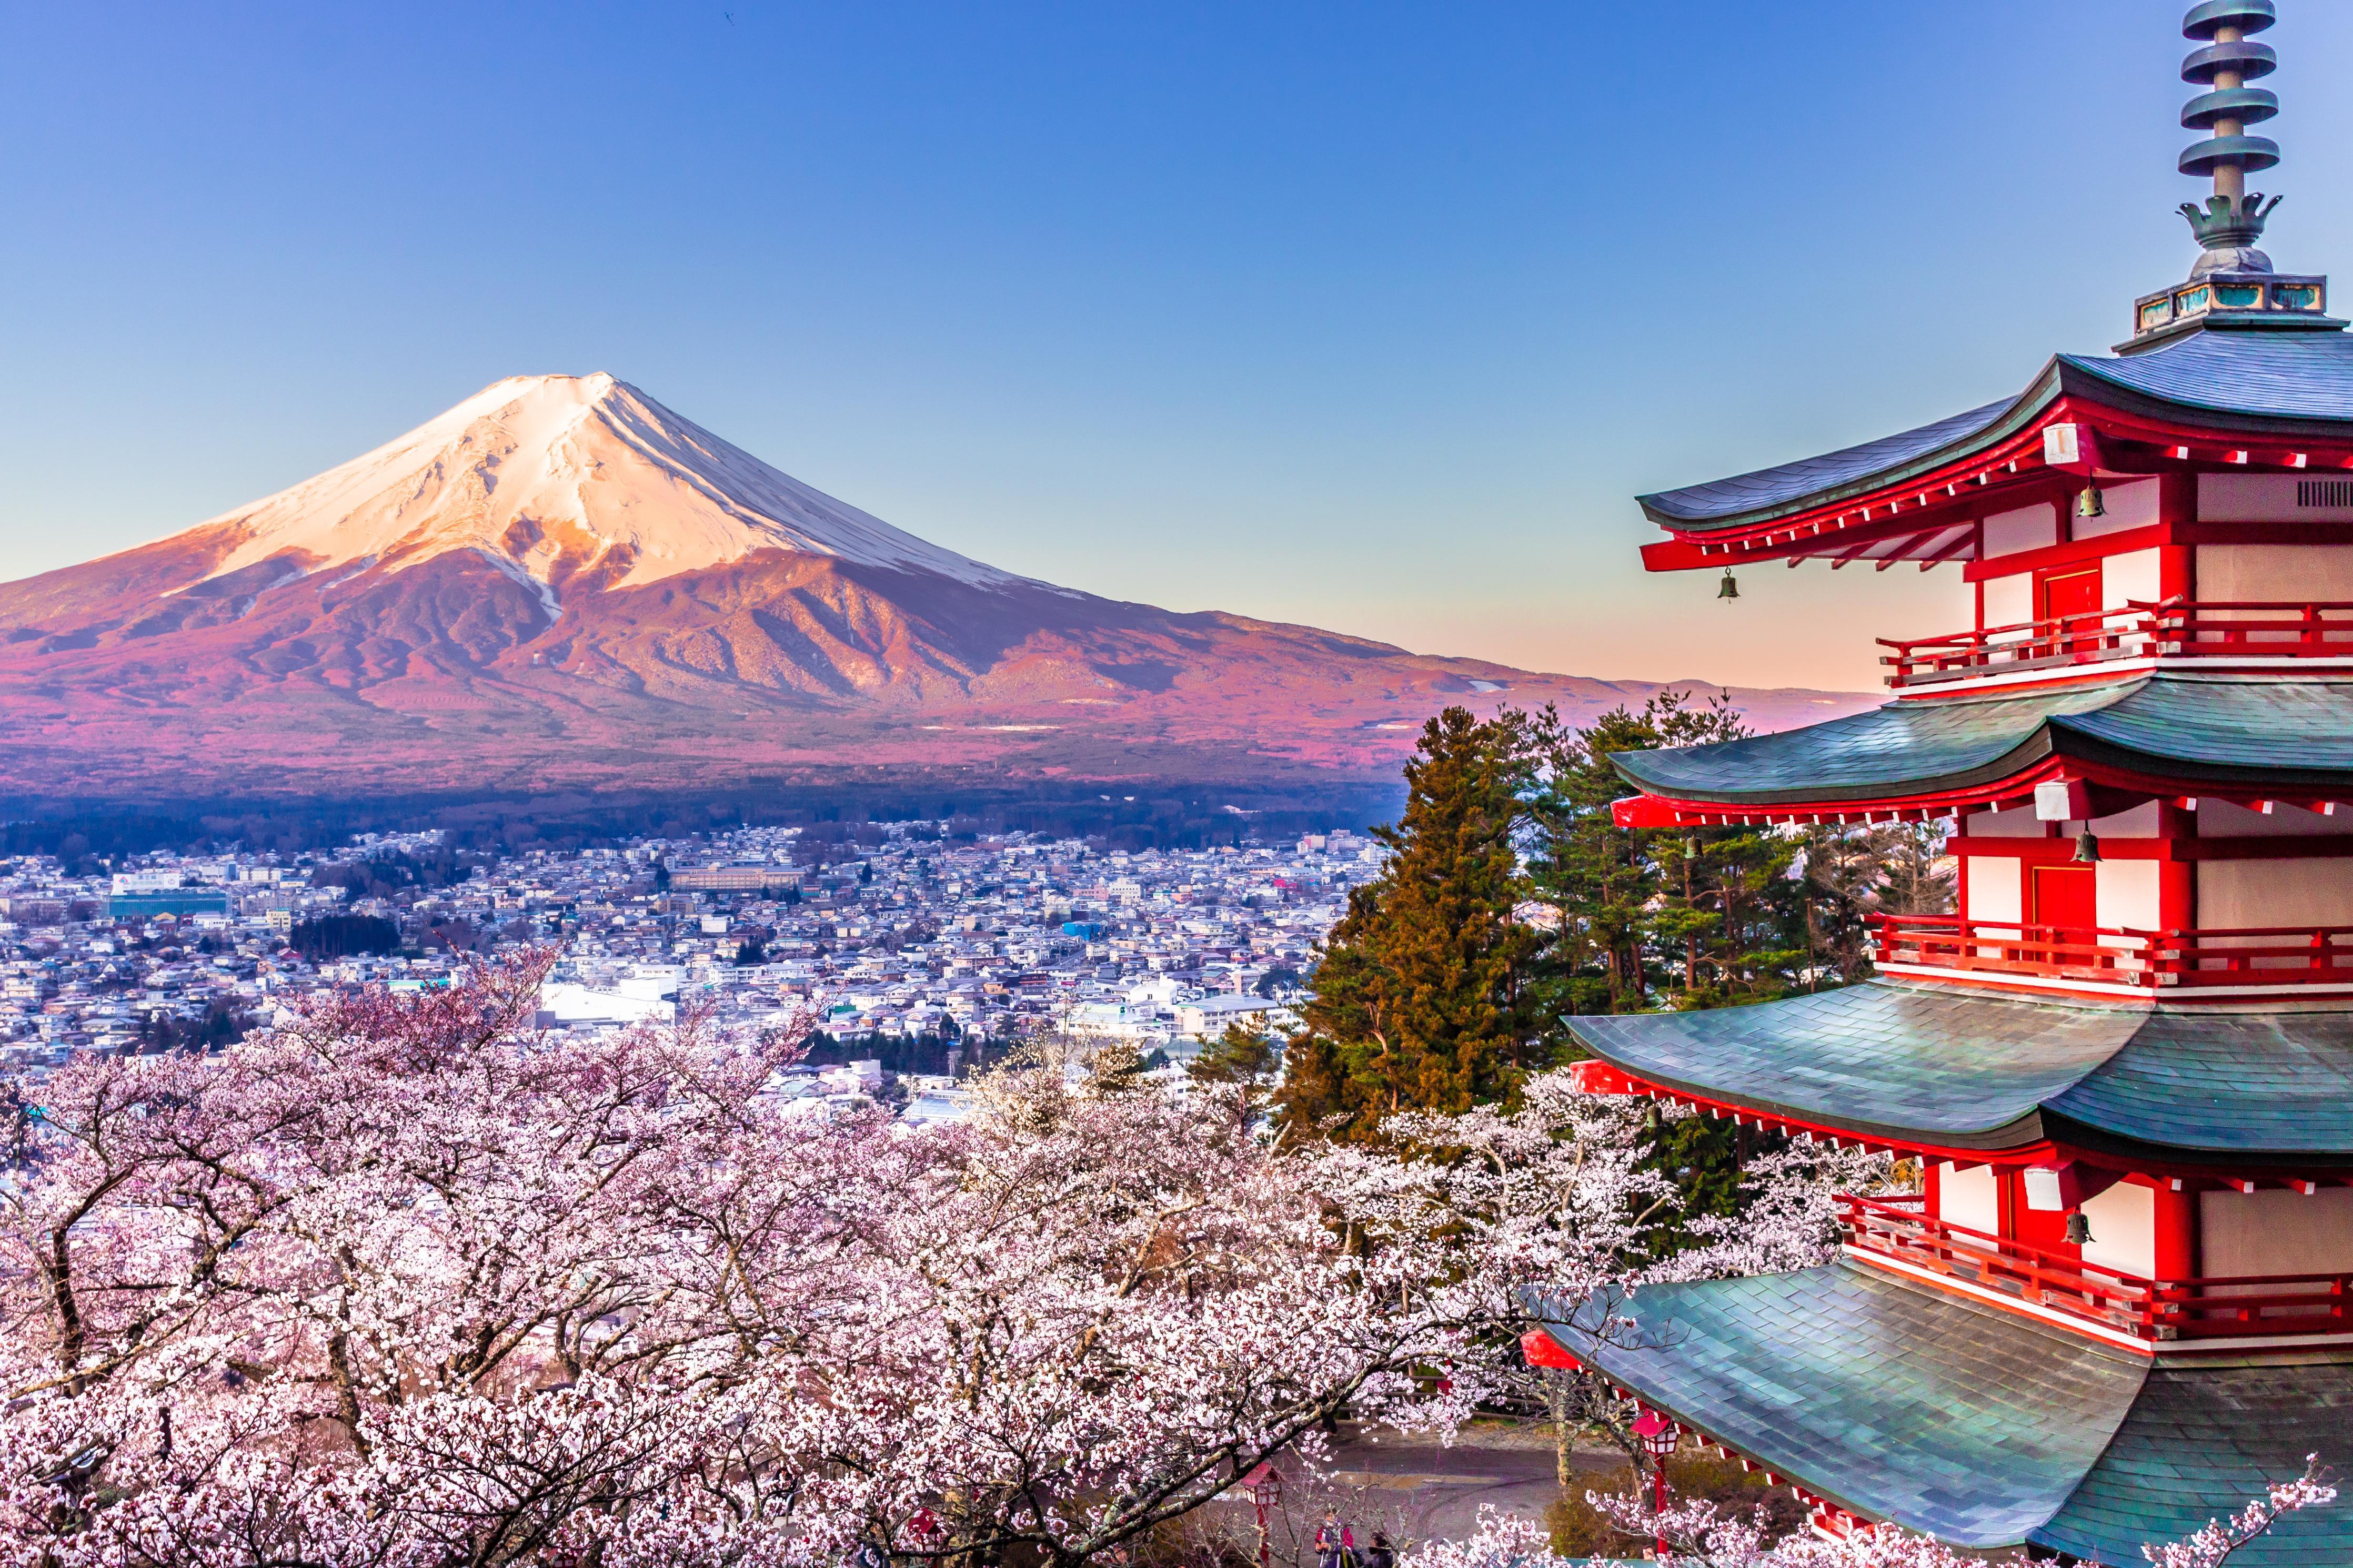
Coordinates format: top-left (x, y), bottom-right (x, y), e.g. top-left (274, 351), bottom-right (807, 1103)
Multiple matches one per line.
top-left (1242, 1461), bottom-right (1283, 1568)
top-left (1631, 1410), bottom-right (1680, 1559)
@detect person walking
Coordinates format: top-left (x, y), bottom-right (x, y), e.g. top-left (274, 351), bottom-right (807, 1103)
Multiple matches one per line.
top-left (1314, 1511), bottom-right (1354, 1568)
top-left (1364, 1533), bottom-right (1396, 1568)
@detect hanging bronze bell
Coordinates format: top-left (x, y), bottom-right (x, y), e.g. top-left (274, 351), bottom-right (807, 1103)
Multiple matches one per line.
top-left (2065, 1211), bottom-right (2094, 1246)
top-left (2073, 831), bottom-right (2101, 863)
top-left (2075, 483), bottom-right (2107, 520)
top-left (1717, 568), bottom-right (1739, 600)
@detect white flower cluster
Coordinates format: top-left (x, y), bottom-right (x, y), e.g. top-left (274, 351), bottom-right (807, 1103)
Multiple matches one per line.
top-left (4, 952), bottom-right (1839, 1568)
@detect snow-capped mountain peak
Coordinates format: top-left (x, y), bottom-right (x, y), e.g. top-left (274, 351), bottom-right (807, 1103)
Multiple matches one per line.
top-left (189, 372), bottom-right (1028, 596)
top-left (0, 370), bottom-right (1877, 800)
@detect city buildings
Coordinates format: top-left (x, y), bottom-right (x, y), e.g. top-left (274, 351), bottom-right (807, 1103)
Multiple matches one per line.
top-left (0, 822), bottom-right (1365, 1085)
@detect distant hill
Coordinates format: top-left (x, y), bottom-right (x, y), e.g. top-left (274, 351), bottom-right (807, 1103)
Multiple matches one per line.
top-left (0, 373), bottom-right (1875, 798)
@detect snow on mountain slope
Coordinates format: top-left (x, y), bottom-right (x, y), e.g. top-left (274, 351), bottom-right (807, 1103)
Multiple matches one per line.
top-left (190, 373), bottom-right (1034, 599)
top-left (0, 373), bottom-right (1881, 797)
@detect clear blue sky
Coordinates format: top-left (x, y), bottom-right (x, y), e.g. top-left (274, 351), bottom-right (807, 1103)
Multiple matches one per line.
top-left (3, 1), bottom-right (2348, 691)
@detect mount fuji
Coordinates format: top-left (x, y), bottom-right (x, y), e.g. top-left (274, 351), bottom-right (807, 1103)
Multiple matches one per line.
top-left (0, 373), bottom-right (1868, 799)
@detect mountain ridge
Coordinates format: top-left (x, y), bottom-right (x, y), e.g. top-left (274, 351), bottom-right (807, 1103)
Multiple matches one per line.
top-left (0, 373), bottom-right (1876, 797)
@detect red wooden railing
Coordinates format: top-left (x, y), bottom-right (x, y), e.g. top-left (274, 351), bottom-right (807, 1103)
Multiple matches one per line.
top-left (1879, 598), bottom-right (2353, 687)
top-left (1873, 914), bottom-right (2353, 990)
top-left (1841, 1194), bottom-right (2353, 1342)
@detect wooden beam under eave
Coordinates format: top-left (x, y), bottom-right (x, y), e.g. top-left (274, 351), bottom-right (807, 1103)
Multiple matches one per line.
top-left (1829, 535), bottom-right (1882, 570)
top-left (1875, 530), bottom-right (1940, 570)
top-left (1914, 526), bottom-right (1978, 571)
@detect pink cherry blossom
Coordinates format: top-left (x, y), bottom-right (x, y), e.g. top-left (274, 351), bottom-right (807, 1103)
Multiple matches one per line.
top-left (0, 954), bottom-right (1947, 1568)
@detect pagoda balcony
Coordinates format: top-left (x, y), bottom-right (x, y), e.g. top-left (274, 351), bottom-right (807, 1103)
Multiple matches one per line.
top-left (1873, 913), bottom-right (2353, 994)
top-left (1840, 1194), bottom-right (2352, 1344)
top-left (1878, 599), bottom-right (2353, 689)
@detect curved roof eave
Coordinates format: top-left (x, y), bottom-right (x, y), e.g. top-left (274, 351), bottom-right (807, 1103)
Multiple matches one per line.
top-left (1535, 1263), bottom-right (2152, 1550)
top-left (1638, 335), bottom-right (2353, 535)
top-left (1607, 721), bottom-right (2061, 806)
top-left (1566, 980), bottom-right (2353, 1162)
top-left (1607, 677), bottom-right (2353, 808)
top-left (1568, 1024), bottom-right (2056, 1152)
top-left (1536, 1265), bottom-right (2353, 1559)
top-left (1636, 359), bottom-right (2066, 531)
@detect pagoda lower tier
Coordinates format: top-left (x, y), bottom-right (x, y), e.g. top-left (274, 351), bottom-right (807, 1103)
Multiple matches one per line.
top-left (1547, 980), bottom-right (2353, 1562)
top-left (1526, 1263), bottom-right (2353, 1562)
top-left (1607, 671), bottom-right (2353, 1005)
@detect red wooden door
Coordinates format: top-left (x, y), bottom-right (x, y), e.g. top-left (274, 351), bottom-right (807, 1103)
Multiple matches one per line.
top-left (2037, 568), bottom-right (2101, 655)
top-left (2030, 864), bottom-right (2098, 966)
top-left (2006, 1169), bottom-right (2079, 1260)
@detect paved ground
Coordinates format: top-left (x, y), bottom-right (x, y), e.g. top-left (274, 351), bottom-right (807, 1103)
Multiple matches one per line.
top-left (1201, 1421), bottom-right (1638, 1560)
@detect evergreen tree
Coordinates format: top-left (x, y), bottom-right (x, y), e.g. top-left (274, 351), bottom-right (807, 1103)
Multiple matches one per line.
top-left (1875, 820), bottom-right (1958, 916)
top-left (1792, 820), bottom-right (1956, 988)
top-left (1657, 821), bottom-right (1806, 1009)
top-left (1523, 703), bottom-right (1670, 1015)
top-left (1274, 707), bottom-right (1546, 1143)
top-left (1188, 1023), bottom-right (1283, 1130)
top-left (1188, 1021), bottom-right (1280, 1092)
top-left (1523, 690), bottom-right (1769, 1014)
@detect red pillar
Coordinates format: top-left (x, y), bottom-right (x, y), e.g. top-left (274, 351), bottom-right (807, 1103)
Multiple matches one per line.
top-left (2158, 472), bottom-right (2196, 601)
top-left (2156, 801), bottom-right (2195, 936)
top-left (2153, 1181), bottom-right (2199, 1281)
top-left (1955, 814), bottom-right (1972, 924)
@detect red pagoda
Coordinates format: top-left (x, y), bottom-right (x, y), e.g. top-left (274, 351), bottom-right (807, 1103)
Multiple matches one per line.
top-left (1528, 4), bottom-right (2353, 1560)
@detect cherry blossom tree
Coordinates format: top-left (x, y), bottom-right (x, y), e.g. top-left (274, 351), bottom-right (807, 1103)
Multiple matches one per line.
top-left (1364, 1074), bottom-right (1886, 1481)
top-left (0, 963), bottom-right (1860, 1568)
top-left (2138, 1456), bottom-right (2340, 1567)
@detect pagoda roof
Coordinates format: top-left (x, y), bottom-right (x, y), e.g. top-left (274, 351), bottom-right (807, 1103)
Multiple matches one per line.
top-left (1609, 674), bottom-right (2353, 813)
top-left (1635, 326), bottom-right (2353, 569)
top-left (1564, 980), bottom-right (2353, 1161)
top-left (1641, 399), bottom-right (2014, 528)
top-left (2072, 323), bottom-right (2353, 425)
top-left (1529, 1261), bottom-right (2353, 1559)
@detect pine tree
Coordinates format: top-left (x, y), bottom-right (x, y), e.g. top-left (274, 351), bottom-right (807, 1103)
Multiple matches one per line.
top-left (1522, 690), bottom-right (1767, 1014)
top-left (1274, 707), bottom-right (1546, 1143)
top-left (1188, 1022), bottom-right (1283, 1131)
top-left (1523, 704), bottom-right (1662, 1015)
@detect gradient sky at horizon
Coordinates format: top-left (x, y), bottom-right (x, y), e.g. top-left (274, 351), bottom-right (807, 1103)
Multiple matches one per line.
top-left (4, 1), bottom-right (2350, 693)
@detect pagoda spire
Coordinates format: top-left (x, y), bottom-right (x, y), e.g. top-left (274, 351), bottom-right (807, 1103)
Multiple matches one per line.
top-left (2177, 0), bottom-right (2282, 273)
top-left (2121, 1), bottom-right (2337, 351)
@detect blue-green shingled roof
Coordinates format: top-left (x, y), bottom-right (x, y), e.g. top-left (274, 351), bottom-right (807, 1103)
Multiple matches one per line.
top-left (1531, 1262), bottom-right (2353, 1560)
top-left (1565, 980), bottom-right (2353, 1158)
top-left (1640, 326), bottom-right (2353, 531)
top-left (1608, 675), bottom-right (2353, 805)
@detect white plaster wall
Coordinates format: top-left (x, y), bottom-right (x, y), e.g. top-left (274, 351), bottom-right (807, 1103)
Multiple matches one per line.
top-left (2101, 548), bottom-right (2161, 610)
top-left (1970, 805), bottom-right (2048, 838)
top-left (2199, 1187), bottom-right (2353, 1276)
top-left (1967, 856), bottom-right (2023, 926)
top-left (2201, 473), bottom-right (2353, 522)
top-left (2096, 859), bottom-right (2160, 932)
top-left (2198, 859), bottom-right (2353, 928)
top-left (1982, 571), bottom-right (2033, 634)
top-left (2078, 479), bottom-right (2161, 540)
top-left (2197, 799), bottom-right (2340, 838)
top-left (1938, 1163), bottom-right (1999, 1246)
top-left (2080, 1182), bottom-right (2155, 1278)
top-left (1983, 503), bottom-right (2060, 558)
top-left (2090, 803), bottom-right (2160, 837)
top-left (2195, 544), bottom-right (2353, 600)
